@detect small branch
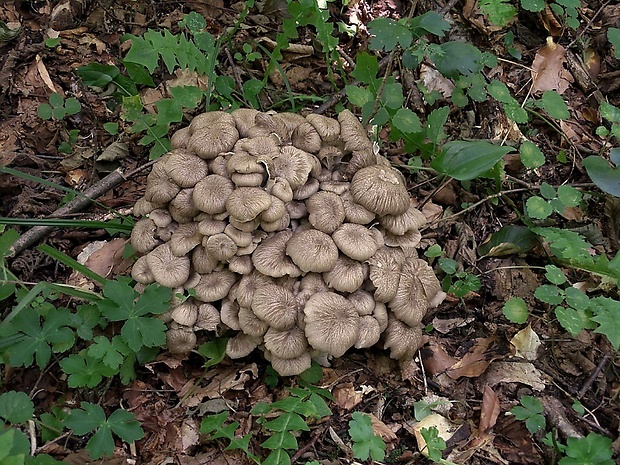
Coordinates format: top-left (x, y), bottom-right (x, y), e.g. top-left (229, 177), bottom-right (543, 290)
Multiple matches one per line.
top-left (577, 354), bottom-right (610, 399)
top-left (8, 161), bottom-right (155, 257)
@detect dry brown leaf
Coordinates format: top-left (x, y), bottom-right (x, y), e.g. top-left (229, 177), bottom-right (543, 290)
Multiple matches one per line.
top-left (510, 325), bottom-right (541, 361)
top-left (182, 364), bottom-right (258, 406)
top-left (35, 54), bottom-right (57, 93)
top-left (446, 337), bottom-right (510, 379)
top-left (333, 382), bottom-right (364, 410)
top-left (420, 64), bottom-right (454, 99)
top-left (431, 316), bottom-right (475, 334)
top-left (421, 340), bottom-right (458, 376)
top-left (480, 361), bottom-right (546, 391)
top-left (479, 385), bottom-right (500, 434)
top-left (84, 238), bottom-right (130, 278)
top-left (531, 37), bottom-right (574, 94)
top-left (369, 413), bottom-right (398, 442)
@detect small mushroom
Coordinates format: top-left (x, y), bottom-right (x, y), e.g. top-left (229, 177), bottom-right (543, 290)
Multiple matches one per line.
top-left (348, 289), bottom-right (376, 316)
top-left (252, 230), bottom-right (302, 278)
top-left (272, 146), bottom-right (314, 190)
top-left (193, 175), bottom-right (235, 215)
top-left (131, 255), bottom-right (155, 284)
top-left (323, 255), bottom-right (367, 293)
top-left (226, 187), bottom-right (273, 222)
top-left (263, 326), bottom-right (308, 359)
top-left (306, 191), bottom-right (345, 234)
top-left (195, 303), bottom-right (220, 331)
top-left (350, 165), bottom-right (410, 216)
top-left (205, 233), bottom-right (238, 262)
top-left (252, 283), bottom-right (299, 330)
top-left (332, 223), bottom-right (382, 261)
top-left (131, 218), bottom-right (161, 253)
top-left (165, 149), bottom-right (209, 188)
top-left (238, 306), bottom-right (269, 337)
top-left (171, 301), bottom-right (199, 326)
top-left (367, 246), bottom-right (405, 302)
top-left (268, 351), bottom-right (312, 376)
top-left (166, 327), bottom-right (197, 354)
top-left (286, 229), bottom-right (339, 273)
top-left (236, 271), bottom-right (272, 308)
top-left (306, 113), bottom-right (340, 142)
top-left (379, 201), bottom-right (427, 235)
top-left (291, 122), bottom-right (322, 153)
top-left (383, 315), bottom-right (424, 360)
top-left (226, 333), bottom-right (261, 359)
top-left (169, 222), bottom-right (202, 256)
top-left (228, 255), bottom-right (254, 275)
top-left (193, 270), bottom-right (237, 302)
top-left (221, 298), bottom-right (241, 330)
top-left (224, 224), bottom-right (253, 247)
top-left (188, 122), bottom-right (239, 159)
top-left (355, 315), bottom-right (381, 349)
top-left (303, 292), bottom-right (360, 357)
top-left (266, 177), bottom-right (294, 203)
top-left (146, 243), bottom-right (191, 288)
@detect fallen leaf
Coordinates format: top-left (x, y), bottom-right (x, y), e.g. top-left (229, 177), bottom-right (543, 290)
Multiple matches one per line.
top-left (531, 37), bottom-right (574, 94)
top-left (420, 64), bottom-right (454, 98)
top-left (333, 382), bottom-right (364, 411)
top-left (35, 54), bottom-right (57, 93)
top-left (480, 361), bottom-right (546, 391)
top-left (411, 413), bottom-right (459, 458)
top-left (421, 340), bottom-right (458, 376)
top-left (446, 337), bottom-right (511, 379)
top-left (369, 413), bottom-right (398, 442)
top-left (510, 325), bottom-right (541, 361)
top-left (84, 238), bottom-right (130, 278)
top-left (479, 385), bottom-right (500, 434)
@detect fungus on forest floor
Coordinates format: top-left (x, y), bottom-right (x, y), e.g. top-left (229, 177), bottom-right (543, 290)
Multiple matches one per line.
top-left (130, 108), bottom-right (445, 376)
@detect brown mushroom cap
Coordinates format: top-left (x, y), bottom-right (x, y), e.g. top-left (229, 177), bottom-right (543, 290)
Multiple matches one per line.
top-left (272, 146), bottom-right (314, 190)
top-left (332, 223), bottom-right (382, 261)
top-left (348, 289), bottom-right (376, 316)
top-left (367, 246), bottom-right (406, 302)
top-left (169, 188), bottom-right (200, 223)
top-left (165, 149), bottom-right (209, 188)
top-left (291, 122), bottom-right (322, 153)
top-left (205, 232), bottom-right (238, 261)
top-left (170, 126), bottom-right (190, 149)
top-left (220, 298), bottom-right (241, 330)
top-left (188, 122), bottom-right (239, 159)
top-left (191, 246), bottom-right (219, 274)
top-left (268, 351), bottom-right (312, 376)
top-left (198, 217), bottom-right (227, 236)
top-left (193, 270), bottom-right (237, 302)
top-left (193, 175), bottom-right (235, 215)
top-left (131, 255), bottom-right (155, 284)
top-left (266, 177), bottom-right (294, 203)
top-left (383, 315), bottom-right (424, 360)
top-left (226, 333), bottom-right (261, 359)
top-left (303, 292), bottom-right (360, 357)
top-left (238, 305), bottom-right (269, 337)
top-left (251, 283), bottom-right (299, 330)
top-left (133, 197), bottom-right (158, 216)
top-left (238, 136), bottom-right (280, 159)
top-left (341, 191), bottom-right (376, 224)
top-left (306, 113), bottom-right (340, 142)
top-left (286, 229), bottom-right (339, 273)
top-left (228, 255), bottom-right (254, 275)
top-left (146, 243), bottom-right (191, 288)
top-left (323, 255), bottom-right (367, 293)
top-left (338, 109), bottom-right (373, 152)
top-left (236, 271), bottom-right (272, 308)
top-left (166, 327), bottom-right (197, 354)
top-left (227, 150), bottom-right (266, 175)
top-left (350, 165), bottom-right (410, 216)
top-left (195, 303), bottom-right (220, 331)
top-left (171, 301), bottom-right (199, 326)
top-left (131, 218), bottom-right (161, 253)
top-left (355, 315), bottom-right (381, 349)
top-left (388, 258), bottom-right (440, 327)
top-left (379, 201), bottom-right (427, 235)
top-left (144, 177), bottom-right (180, 206)
top-left (190, 111), bottom-right (235, 131)
top-left (264, 326), bottom-right (308, 359)
top-left (224, 224), bottom-right (253, 248)
top-left (252, 230), bottom-right (301, 278)
top-left (148, 209), bottom-right (173, 228)
top-left (169, 222), bottom-right (202, 257)
top-left (306, 191), bottom-right (345, 234)
top-left (231, 108), bottom-right (260, 137)
top-left (226, 187), bottom-right (273, 222)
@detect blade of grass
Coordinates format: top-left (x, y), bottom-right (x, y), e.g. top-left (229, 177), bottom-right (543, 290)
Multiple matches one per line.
top-left (0, 281), bottom-right (47, 329)
top-left (37, 244), bottom-right (107, 286)
top-left (0, 217), bottom-right (133, 232)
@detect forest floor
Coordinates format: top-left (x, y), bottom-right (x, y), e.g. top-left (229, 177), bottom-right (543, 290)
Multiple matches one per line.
top-left (0, 0), bottom-right (619, 464)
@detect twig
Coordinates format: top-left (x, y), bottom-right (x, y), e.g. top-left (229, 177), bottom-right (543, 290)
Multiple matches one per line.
top-left (8, 161), bottom-right (156, 257)
top-left (290, 423), bottom-right (330, 463)
top-left (577, 354), bottom-right (610, 399)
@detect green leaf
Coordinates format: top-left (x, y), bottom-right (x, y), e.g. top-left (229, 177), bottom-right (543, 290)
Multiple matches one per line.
top-left (479, 0), bottom-right (517, 26)
top-left (545, 265), bottom-right (567, 285)
top-left (263, 449), bottom-right (292, 465)
top-left (409, 11), bottom-right (450, 37)
top-left (350, 52), bottom-right (378, 85)
top-left (52, 106), bottom-right (67, 120)
top-left (539, 90), bottom-right (570, 120)
top-left (200, 412), bottom-right (228, 435)
top-left (103, 122), bottom-right (119, 135)
top-left (168, 86), bottom-right (204, 109)
top-left (521, 0), bottom-right (546, 12)
top-left (503, 100), bottom-right (529, 123)
top-left (555, 306), bottom-right (592, 336)
top-left (262, 430), bottom-right (298, 450)
top-left (107, 409), bottom-right (144, 442)
top-left (420, 427), bottom-right (445, 461)
top-left (37, 103), bottom-right (53, 120)
top-left (0, 427), bottom-right (30, 460)
top-left (564, 287), bottom-right (590, 311)
top-left (380, 82), bottom-right (404, 109)
top-left (510, 396), bottom-right (545, 434)
top-left (346, 85), bottom-right (374, 108)
top-left (519, 140), bottom-right (545, 169)
top-left (608, 28), bottom-right (620, 59)
top-left (0, 391), bottom-right (34, 424)
top-left (123, 35), bottom-right (160, 73)
top-left (60, 353), bottom-right (116, 388)
top-left (534, 227), bottom-right (594, 263)
top-left (155, 98), bottom-right (183, 125)
top-left (64, 98), bottom-right (81, 116)
top-left (583, 155), bottom-right (620, 197)
top-left (348, 412), bottom-right (386, 461)
top-left (45, 37), bottom-right (61, 48)
top-left (600, 101), bottom-right (620, 123)
top-left (65, 402), bottom-right (107, 435)
top-left (535, 284), bottom-right (564, 305)
top-left (590, 297), bottom-right (620, 350)
top-left (180, 11), bottom-right (206, 33)
top-left (487, 80), bottom-right (513, 104)
top-left (368, 18), bottom-right (412, 52)
top-left (49, 92), bottom-right (64, 108)
top-left (539, 182), bottom-right (556, 199)
top-left (557, 185), bottom-right (581, 207)
top-left (503, 297), bottom-right (529, 324)
top-left (433, 41), bottom-right (483, 79)
top-left (559, 433), bottom-right (615, 465)
top-left (431, 140), bottom-right (514, 181)
top-left (77, 63), bottom-right (120, 88)
top-left (426, 107), bottom-right (449, 145)
top-left (526, 196), bottom-right (553, 219)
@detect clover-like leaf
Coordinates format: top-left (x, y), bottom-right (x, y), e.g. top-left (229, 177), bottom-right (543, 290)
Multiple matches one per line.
top-left (0, 391), bottom-right (34, 424)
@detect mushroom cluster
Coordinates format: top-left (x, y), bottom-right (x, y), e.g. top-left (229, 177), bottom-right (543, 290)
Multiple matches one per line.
top-left (130, 108), bottom-right (445, 376)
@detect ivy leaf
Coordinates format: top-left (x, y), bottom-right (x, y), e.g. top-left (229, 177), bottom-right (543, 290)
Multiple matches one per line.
top-left (348, 412), bottom-right (386, 461)
top-left (555, 306), bottom-right (593, 337)
top-left (0, 391), bottom-right (35, 424)
top-left (431, 140), bottom-right (514, 181)
top-left (368, 18), bottom-right (412, 52)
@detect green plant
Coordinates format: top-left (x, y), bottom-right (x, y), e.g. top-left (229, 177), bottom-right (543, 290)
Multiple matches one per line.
top-left (37, 92), bottom-right (81, 121)
top-left (199, 412), bottom-right (260, 463)
top-left (64, 402), bottom-right (144, 459)
top-left (510, 396), bottom-right (546, 434)
top-left (348, 412), bottom-right (386, 461)
top-left (419, 426), bottom-right (458, 465)
top-left (437, 257), bottom-right (481, 298)
top-left (480, 0), bottom-right (580, 29)
top-left (525, 182), bottom-right (582, 220)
